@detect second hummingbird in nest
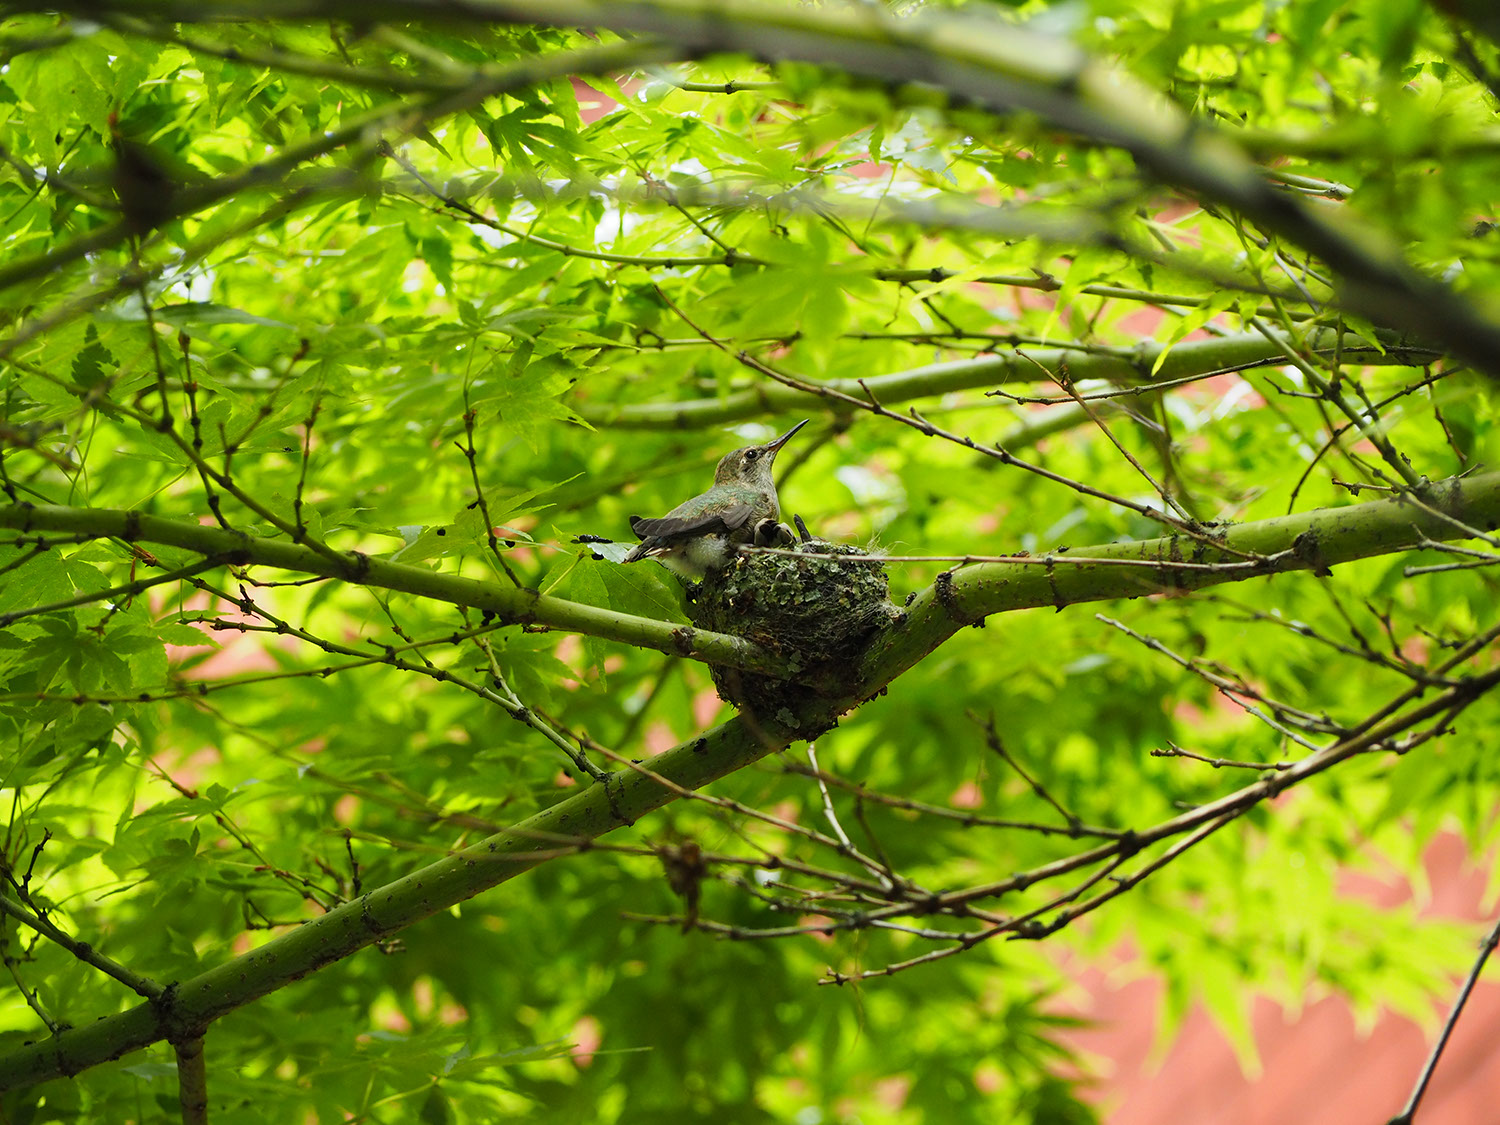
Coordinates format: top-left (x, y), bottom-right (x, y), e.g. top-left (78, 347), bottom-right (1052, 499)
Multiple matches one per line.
top-left (624, 420), bottom-right (808, 577)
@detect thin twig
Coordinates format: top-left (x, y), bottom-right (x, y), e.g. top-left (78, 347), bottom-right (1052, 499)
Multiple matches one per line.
top-left (974, 712), bottom-right (1083, 832)
top-left (738, 545), bottom-right (1287, 572)
top-left (1098, 614), bottom-right (1334, 749)
top-left (587, 742), bottom-right (902, 889)
top-left (459, 389), bottom-right (523, 586)
top-left (780, 762), bottom-right (1124, 838)
top-left (652, 285), bottom-right (1275, 560)
top-left (1388, 910), bottom-right (1500, 1125)
top-left (477, 635), bottom-right (612, 783)
top-left (807, 743), bottom-right (855, 853)
top-left (805, 742), bottom-right (898, 891)
top-left (1151, 743), bottom-right (1291, 771)
top-left (1017, 348), bottom-right (1195, 522)
top-left (0, 891), bottom-right (164, 1000)
top-left (0, 559), bottom-right (224, 628)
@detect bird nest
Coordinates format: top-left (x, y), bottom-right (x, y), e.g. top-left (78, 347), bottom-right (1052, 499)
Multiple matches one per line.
top-left (685, 539), bottom-right (901, 724)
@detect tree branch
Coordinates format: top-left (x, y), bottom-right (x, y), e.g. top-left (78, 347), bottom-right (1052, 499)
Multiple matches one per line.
top-left (0, 36), bottom-right (670, 301)
top-left (0, 714), bottom-right (791, 1090)
top-left (577, 326), bottom-right (1436, 430)
top-left (1389, 908), bottom-right (1500, 1125)
top-left (3, 471), bottom-right (1498, 1089)
top-left (857, 472), bottom-right (1500, 693)
top-left (0, 504), bottom-right (786, 677)
top-left (26, 0), bottom-right (1500, 377)
top-left (7, 472), bottom-right (1500, 697)
top-left (0, 893), bottom-right (164, 1002)
top-left (174, 1033), bottom-right (208, 1125)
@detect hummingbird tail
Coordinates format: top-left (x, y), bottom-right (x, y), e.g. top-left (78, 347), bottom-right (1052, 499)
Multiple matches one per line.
top-left (622, 539), bottom-right (662, 564)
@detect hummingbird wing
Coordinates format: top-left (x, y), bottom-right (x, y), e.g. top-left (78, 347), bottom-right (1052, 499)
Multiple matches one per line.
top-left (624, 503), bottom-right (756, 566)
top-left (628, 502), bottom-right (753, 541)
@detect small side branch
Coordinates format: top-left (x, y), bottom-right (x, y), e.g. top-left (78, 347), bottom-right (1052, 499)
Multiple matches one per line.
top-left (0, 891), bottom-right (164, 1001)
top-left (1388, 910), bottom-right (1500, 1125)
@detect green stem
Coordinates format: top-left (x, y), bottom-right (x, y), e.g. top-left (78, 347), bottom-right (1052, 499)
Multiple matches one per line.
top-left (580, 326), bottom-right (1435, 430)
top-left (4, 472), bottom-right (1499, 1090)
top-left (0, 715), bottom-right (785, 1091)
top-left (857, 472), bottom-right (1500, 691)
top-left (0, 504), bottom-right (786, 677)
top-left (23, 0), bottom-right (1499, 374)
top-left (0, 893), bottom-right (164, 1001)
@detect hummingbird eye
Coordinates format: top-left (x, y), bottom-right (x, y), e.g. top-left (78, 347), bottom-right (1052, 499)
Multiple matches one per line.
top-left (744, 450), bottom-right (759, 462)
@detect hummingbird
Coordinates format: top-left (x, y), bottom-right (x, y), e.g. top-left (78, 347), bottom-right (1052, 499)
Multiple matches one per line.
top-left (624, 420), bottom-right (808, 577)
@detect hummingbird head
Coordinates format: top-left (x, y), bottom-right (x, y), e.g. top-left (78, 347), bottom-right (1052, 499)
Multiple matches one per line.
top-left (713, 419), bottom-right (808, 488)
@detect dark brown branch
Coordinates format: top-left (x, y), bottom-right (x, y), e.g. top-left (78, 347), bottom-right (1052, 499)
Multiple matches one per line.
top-left (1388, 909), bottom-right (1500, 1125)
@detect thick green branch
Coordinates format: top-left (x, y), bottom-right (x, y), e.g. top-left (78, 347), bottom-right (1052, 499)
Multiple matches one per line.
top-left (857, 472), bottom-right (1500, 691)
top-left (0, 715), bottom-right (787, 1090)
top-left (578, 326), bottom-right (1435, 429)
top-left (483, 0), bottom-right (1500, 380)
top-left (0, 504), bottom-right (784, 677)
top-left (3, 473), bottom-right (1496, 1090)
top-left (25, 0), bottom-right (1500, 377)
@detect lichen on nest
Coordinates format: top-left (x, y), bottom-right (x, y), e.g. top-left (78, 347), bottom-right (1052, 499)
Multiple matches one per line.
top-left (684, 539), bottom-right (901, 721)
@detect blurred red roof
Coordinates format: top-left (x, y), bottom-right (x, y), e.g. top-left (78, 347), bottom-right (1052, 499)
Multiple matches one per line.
top-left (1063, 832), bottom-right (1500, 1123)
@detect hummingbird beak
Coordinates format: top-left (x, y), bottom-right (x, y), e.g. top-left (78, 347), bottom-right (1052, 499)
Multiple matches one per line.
top-left (764, 419), bottom-right (809, 457)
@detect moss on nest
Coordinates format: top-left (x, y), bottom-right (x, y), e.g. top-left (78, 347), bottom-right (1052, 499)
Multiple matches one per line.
top-left (685, 539), bottom-right (901, 721)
